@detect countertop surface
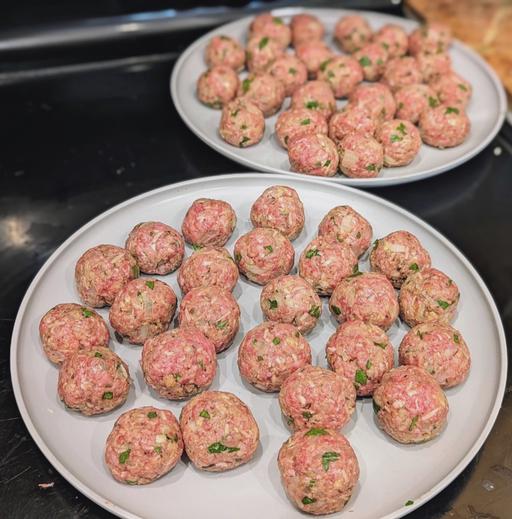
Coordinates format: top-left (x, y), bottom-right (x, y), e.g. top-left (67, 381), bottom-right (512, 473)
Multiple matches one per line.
top-left (1, 4), bottom-right (511, 519)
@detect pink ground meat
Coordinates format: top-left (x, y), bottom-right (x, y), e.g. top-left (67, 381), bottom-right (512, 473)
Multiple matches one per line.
top-left (141, 326), bottom-right (216, 399)
top-left (268, 54), bottom-right (308, 97)
top-left (334, 15), bottom-right (373, 53)
top-left (429, 72), bottom-right (472, 108)
top-left (219, 98), bottom-right (265, 148)
top-left (238, 73), bottom-right (285, 117)
top-left (196, 65), bottom-right (239, 108)
top-left (290, 13), bottom-right (325, 47)
top-left (316, 56), bottom-right (363, 98)
top-left (408, 23), bottom-right (452, 56)
top-left (288, 133), bottom-right (339, 177)
top-left (381, 56), bottom-right (422, 92)
top-left (249, 12), bottom-right (291, 49)
top-left (291, 80), bottom-right (337, 120)
top-left (419, 104), bottom-right (470, 148)
top-left (394, 83), bottom-right (438, 124)
top-left (205, 35), bottom-right (245, 71)
top-left (275, 108), bottom-right (328, 149)
top-left (338, 132), bottom-right (384, 178)
top-left (349, 82), bottom-right (396, 122)
top-left (295, 40), bottom-right (334, 78)
top-left (353, 43), bottom-right (389, 81)
top-left (373, 24), bottom-right (408, 58)
top-left (245, 35), bottom-right (285, 75)
top-left (328, 106), bottom-right (378, 143)
top-left (376, 119), bottom-right (421, 167)
top-left (416, 52), bottom-right (452, 82)
top-left (39, 303), bottom-right (110, 364)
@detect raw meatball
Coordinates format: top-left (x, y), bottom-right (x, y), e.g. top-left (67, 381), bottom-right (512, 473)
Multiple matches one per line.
top-left (39, 303), bottom-right (110, 364)
top-left (419, 104), bottom-right (471, 148)
top-left (318, 205), bottom-right (373, 258)
top-left (295, 40), bottom-right (334, 78)
top-left (429, 72), bottom-right (472, 108)
top-left (234, 227), bottom-right (294, 285)
top-left (109, 278), bottom-right (177, 345)
top-left (275, 108), bottom-right (328, 149)
top-left (249, 12), bottom-right (291, 49)
top-left (349, 82), bottom-right (396, 122)
top-left (353, 43), bottom-right (389, 81)
top-left (125, 221), bottom-right (184, 275)
top-left (290, 13), bottom-right (325, 47)
top-left (376, 119), bottom-right (421, 167)
top-left (291, 80), bottom-right (337, 120)
top-left (328, 106), bottom-right (378, 143)
top-left (338, 132), bottom-right (384, 178)
top-left (219, 98), bottom-right (265, 148)
top-left (399, 267), bottom-right (460, 327)
top-left (329, 271), bottom-right (399, 330)
top-left (370, 230), bottom-right (431, 288)
top-left (278, 428), bottom-right (359, 515)
top-left (246, 35), bottom-right (284, 74)
top-left (373, 365), bottom-right (449, 443)
top-left (58, 347), bottom-right (130, 415)
top-left (299, 237), bottom-right (357, 296)
top-left (141, 327), bottom-right (216, 399)
top-left (326, 320), bottom-right (394, 397)
top-left (182, 198), bottom-right (236, 248)
top-left (381, 56), bottom-right (422, 92)
top-left (416, 52), bottom-right (452, 82)
top-left (316, 56), bottom-right (363, 98)
top-left (250, 185), bottom-right (305, 240)
top-left (260, 274), bottom-right (322, 334)
top-left (268, 54), bottom-right (308, 96)
top-left (75, 244), bottom-right (139, 308)
top-left (196, 66), bottom-right (239, 108)
top-left (399, 322), bottom-right (471, 388)
top-left (373, 24), bottom-right (408, 58)
top-left (178, 246), bottom-right (239, 294)
top-left (238, 73), bottom-right (285, 117)
top-left (288, 133), bottom-right (339, 177)
top-left (205, 35), bottom-right (245, 71)
top-left (105, 406), bottom-right (183, 484)
top-left (279, 365), bottom-right (356, 431)
top-left (394, 84), bottom-right (438, 124)
top-left (178, 286), bottom-right (240, 353)
top-left (408, 23), bottom-right (452, 56)
top-left (238, 321), bottom-right (312, 392)
top-left (180, 391), bottom-right (259, 472)
top-left (334, 14), bottom-right (372, 53)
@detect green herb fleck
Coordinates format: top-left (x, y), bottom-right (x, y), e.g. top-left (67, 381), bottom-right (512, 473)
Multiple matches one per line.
top-left (132, 265), bottom-right (140, 278)
top-left (305, 100), bottom-right (319, 109)
top-left (302, 411), bottom-right (313, 420)
top-left (309, 305), bottom-right (321, 318)
top-left (305, 427), bottom-right (328, 437)
top-left (147, 411), bottom-right (157, 419)
top-left (319, 59), bottom-right (331, 72)
top-left (437, 299), bottom-right (450, 310)
top-left (273, 17), bottom-right (283, 25)
top-left (376, 58), bottom-right (384, 65)
top-left (327, 70), bottom-right (335, 79)
top-left (273, 337), bottom-right (281, 345)
top-left (396, 122), bottom-right (407, 135)
top-left (355, 369), bottom-right (367, 385)
top-left (366, 163), bottom-right (377, 172)
top-left (268, 299), bottom-right (278, 309)
top-left (258, 37), bottom-right (269, 50)
top-left (257, 355), bottom-right (264, 361)
top-left (373, 400), bottom-right (381, 413)
top-left (445, 106), bottom-right (459, 115)
top-left (300, 118), bottom-right (311, 125)
top-left (119, 449), bottom-right (131, 464)
top-left (405, 500), bottom-right (414, 506)
top-left (288, 67), bottom-right (297, 75)
top-left (397, 102), bottom-right (404, 111)
top-left (192, 244), bottom-right (203, 251)
top-left (428, 96), bottom-right (439, 108)
top-left (154, 446), bottom-right (162, 454)
top-left (81, 307), bottom-right (93, 318)
top-left (321, 451), bottom-right (340, 471)
top-left (242, 78), bottom-right (252, 93)
top-left (409, 415), bottom-right (419, 431)
top-left (331, 305), bottom-right (341, 316)
top-left (216, 320), bottom-right (228, 330)
top-left (207, 442), bottom-right (240, 454)
top-left (390, 134), bottom-right (402, 143)
top-left (306, 247), bottom-right (320, 259)
top-left (102, 391), bottom-right (113, 400)
top-left (409, 263), bottom-right (419, 272)
top-left (374, 342), bottom-right (387, 349)
top-left (145, 280), bottom-right (155, 290)
top-left (94, 351), bottom-right (103, 358)
top-left (372, 239), bottom-right (379, 251)
top-left (453, 334), bottom-right (460, 344)
top-left (359, 56), bottom-right (372, 67)
top-left (458, 83), bottom-right (468, 92)
top-left (231, 108), bottom-right (240, 117)
top-left (264, 244), bottom-right (273, 253)
top-left (199, 410), bottom-right (211, 419)
top-left (302, 496), bottom-right (317, 505)
top-left (235, 252), bottom-right (242, 262)
top-left (381, 42), bottom-right (390, 50)
top-left (366, 359), bottom-right (372, 370)
top-left (350, 264), bottom-right (362, 277)
top-left (240, 136), bottom-right (251, 147)
top-left (324, 160), bottom-right (331, 167)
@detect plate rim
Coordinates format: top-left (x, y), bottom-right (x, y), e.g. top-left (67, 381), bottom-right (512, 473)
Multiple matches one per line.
top-left (170, 7), bottom-right (507, 188)
top-left (10, 172), bottom-right (508, 519)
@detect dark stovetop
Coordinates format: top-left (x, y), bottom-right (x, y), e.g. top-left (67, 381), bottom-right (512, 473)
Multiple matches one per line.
top-left (1, 3), bottom-right (511, 519)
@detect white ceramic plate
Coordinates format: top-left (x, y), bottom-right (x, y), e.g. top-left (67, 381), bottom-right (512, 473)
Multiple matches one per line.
top-left (170, 8), bottom-right (507, 187)
top-left (11, 174), bottom-right (507, 519)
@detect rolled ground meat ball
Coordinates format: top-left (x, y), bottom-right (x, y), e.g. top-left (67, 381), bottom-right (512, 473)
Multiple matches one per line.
top-left (419, 104), bottom-right (470, 149)
top-left (238, 73), bottom-right (285, 117)
top-left (279, 365), bottom-right (356, 431)
top-left (250, 185), bottom-right (305, 240)
top-left (394, 83), bottom-right (438, 124)
top-left (338, 132), bottom-right (384, 178)
top-left (268, 54), bottom-right (308, 97)
top-left (278, 428), bottom-right (359, 516)
top-left (290, 13), bottom-right (325, 47)
top-left (334, 14), bottom-right (372, 53)
top-left (181, 198), bottom-right (236, 248)
top-left (349, 82), bottom-right (396, 122)
top-left (205, 35), bottom-right (245, 71)
top-left (219, 98), bottom-right (265, 148)
top-left (295, 40), bottom-right (334, 78)
top-left (328, 106), bottom-right (377, 144)
top-left (238, 321), bottom-right (311, 392)
top-left (373, 24), bottom-right (408, 58)
top-left (105, 406), bottom-right (183, 484)
top-left (326, 319), bottom-right (394, 397)
top-left (408, 23), bottom-right (452, 56)
top-left (178, 286), bottom-right (240, 353)
top-left (376, 119), bottom-right (421, 167)
top-left (429, 72), bottom-right (472, 108)
top-left (291, 80), bottom-right (337, 120)
top-left (196, 66), bottom-right (239, 109)
top-left (58, 347), bottom-right (131, 415)
top-left (316, 56), bottom-right (363, 98)
top-left (249, 12), bottom-right (291, 49)
top-left (416, 52), bottom-right (452, 82)
top-left (245, 35), bottom-right (284, 75)
top-left (299, 236), bottom-right (357, 296)
top-left (178, 246), bottom-right (239, 294)
top-left (399, 322), bottom-right (471, 388)
top-left (329, 271), bottom-right (399, 330)
top-left (109, 278), bottom-right (177, 345)
top-left (399, 267), bottom-right (460, 327)
top-left (318, 205), bottom-right (373, 258)
top-left (373, 365), bottom-right (449, 443)
top-left (180, 391), bottom-right (259, 472)
top-left (353, 43), bottom-right (389, 81)
top-left (141, 327), bottom-right (216, 399)
top-left (275, 108), bottom-right (328, 149)
top-left (370, 230), bottom-right (431, 288)
top-left (234, 227), bottom-right (294, 285)
top-left (260, 274), bottom-right (322, 334)
top-left (381, 56), bottom-right (422, 92)
top-left (125, 221), bottom-right (184, 275)
top-left (288, 133), bottom-right (339, 177)
top-left (39, 303), bottom-right (110, 364)
top-left (75, 244), bottom-right (139, 308)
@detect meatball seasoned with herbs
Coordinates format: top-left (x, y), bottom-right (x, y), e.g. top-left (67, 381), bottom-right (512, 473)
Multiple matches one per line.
top-left (373, 24), bottom-right (408, 58)
top-left (291, 80), bottom-right (336, 120)
top-left (288, 133), bottom-right (339, 177)
top-left (338, 132), bottom-right (384, 178)
top-left (205, 35), bottom-right (245, 71)
top-left (429, 72), bottom-right (472, 108)
top-left (328, 106), bottom-right (378, 144)
top-left (349, 82), bottom-right (396, 122)
top-left (381, 56), bottom-right (422, 92)
top-left (238, 73), bottom-right (286, 117)
top-left (290, 13), bottom-right (325, 47)
top-left (245, 35), bottom-right (284, 74)
top-left (353, 43), bottom-right (389, 81)
top-left (376, 119), bottom-right (422, 167)
top-left (408, 23), bottom-right (452, 56)
top-left (316, 55), bottom-right (363, 99)
top-left (196, 65), bottom-right (239, 108)
top-left (416, 52), bottom-right (452, 82)
top-left (295, 40), bottom-right (334, 78)
top-left (334, 14), bottom-right (372, 53)
top-left (268, 54), bottom-right (308, 97)
top-left (219, 98), bottom-right (265, 148)
top-left (394, 84), bottom-right (438, 124)
top-left (249, 12), bottom-right (291, 49)
top-left (419, 104), bottom-right (470, 149)
top-left (275, 108), bottom-right (328, 150)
